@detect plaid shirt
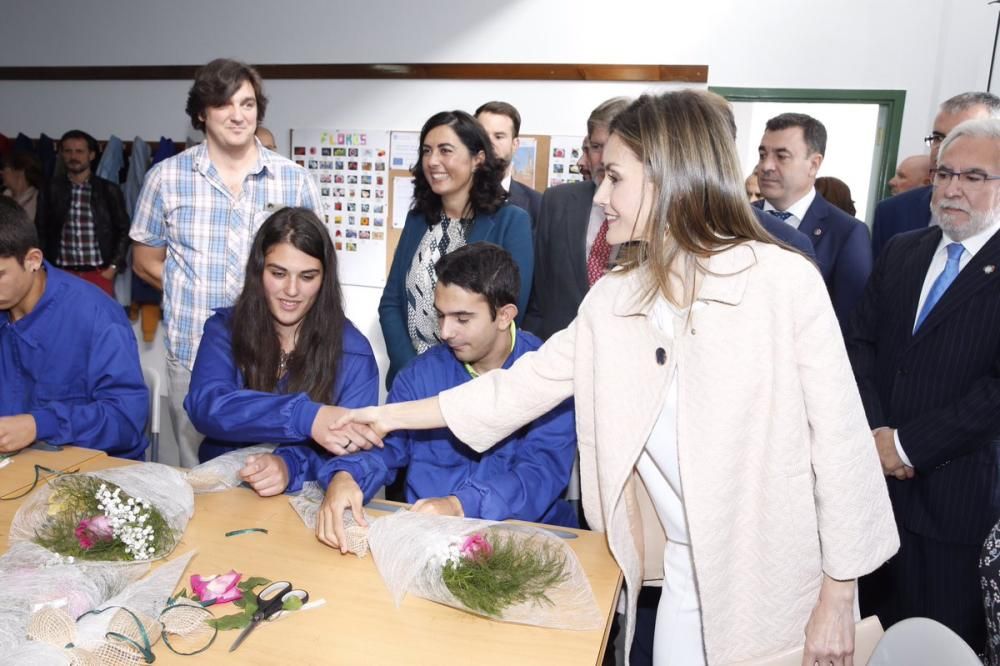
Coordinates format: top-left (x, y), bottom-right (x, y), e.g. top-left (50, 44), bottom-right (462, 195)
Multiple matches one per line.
top-left (57, 181), bottom-right (103, 267)
top-left (130, 140), bottom-right (322, 369)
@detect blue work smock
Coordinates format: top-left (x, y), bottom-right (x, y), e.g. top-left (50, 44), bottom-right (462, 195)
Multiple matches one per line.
top-left (185, 307), bottom-right (379, 486)
top-left (0, 262), bottom-right (148, 459)
top-left (314, 329), bottom-right (578, 527)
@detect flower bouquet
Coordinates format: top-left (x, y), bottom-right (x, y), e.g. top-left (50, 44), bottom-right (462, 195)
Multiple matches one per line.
top-left (9, 463), bottom-right (194, 563)
top-left (367, 511), bottom-right (602, 630)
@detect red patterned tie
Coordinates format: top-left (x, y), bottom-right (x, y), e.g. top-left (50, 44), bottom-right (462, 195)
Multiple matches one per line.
top-left (587, 218), bottom-right (612, 286)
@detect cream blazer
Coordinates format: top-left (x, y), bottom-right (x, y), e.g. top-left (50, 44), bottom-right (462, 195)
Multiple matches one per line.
top-left (439, 241), bottom-right (899, 664)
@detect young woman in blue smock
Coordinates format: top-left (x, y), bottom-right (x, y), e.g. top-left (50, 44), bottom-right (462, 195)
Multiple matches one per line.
top-left (185, 207), bottom-right (380, 493)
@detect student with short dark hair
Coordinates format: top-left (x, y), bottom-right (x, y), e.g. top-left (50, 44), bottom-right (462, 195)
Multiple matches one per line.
top-left (318, 242), bottom-right (577, 551)
top-left (0, 195), bottom-right (148, 458)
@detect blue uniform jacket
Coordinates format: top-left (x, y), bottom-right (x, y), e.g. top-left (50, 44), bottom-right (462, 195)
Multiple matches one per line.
top-left (184, 308), bottom-right (379, 487)
top-left (0, 262), bottom-right (148, 459)
top-left (378, 203), bottom-right (533, 387)
top-left (312, 329), bottom-right (579, 527)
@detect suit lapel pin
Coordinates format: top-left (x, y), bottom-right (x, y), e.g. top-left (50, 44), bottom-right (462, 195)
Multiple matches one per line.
top-left (813, 228), bottom-right (822, 236)
top-left (985, 265), bottom-right (996, 274)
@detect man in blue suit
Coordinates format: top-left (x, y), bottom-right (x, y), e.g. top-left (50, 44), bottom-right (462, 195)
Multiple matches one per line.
top-left (475, 101), bottom-right (542, 228)
top-left (756, 112), bottom-right (871, 331)
top-left (871, 92), bottom-right (1000, 259)
top-left (847, 118), bottom-right (1000, 653)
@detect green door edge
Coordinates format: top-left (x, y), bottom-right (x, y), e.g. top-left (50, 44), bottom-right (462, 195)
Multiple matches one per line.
top-left (709, 86), bottom-right (906, 203)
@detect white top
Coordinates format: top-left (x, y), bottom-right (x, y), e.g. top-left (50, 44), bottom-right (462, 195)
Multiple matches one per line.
top-left (763, 187), bottom-right (816, 229)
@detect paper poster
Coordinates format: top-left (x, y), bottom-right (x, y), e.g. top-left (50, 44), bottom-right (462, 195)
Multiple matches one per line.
top-left (390, 131), bottom-right (420, 171)
top-left (392, 176), bottom-right (414, 229)
top-left (511, 137), bottom-right (537, 190)
top-left (291, 129), bottom-right (390, 288)
top-left (548, 135), bottom-right (587, 187)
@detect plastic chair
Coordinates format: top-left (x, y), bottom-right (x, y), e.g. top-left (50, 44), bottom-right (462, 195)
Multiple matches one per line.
top-left (729, 616), bottom-right (884, 666)
top-left (141, 366), bottom-right (162, 462)
top-left (867, 617), bottom-right (981, 666)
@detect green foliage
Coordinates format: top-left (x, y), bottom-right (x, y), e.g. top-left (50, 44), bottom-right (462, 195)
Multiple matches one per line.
top-left (441, 532), bottom-right (569, 617)
top-left (207, 578), bottom-right (271, 631)
top-left (33, 475), bottom-right (175, 561)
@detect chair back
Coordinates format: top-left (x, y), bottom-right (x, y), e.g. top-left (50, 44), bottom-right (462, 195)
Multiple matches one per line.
top-left (867, 617), bottom-right (980, 666)
top-left (141, 366), bottom-right (162, 462)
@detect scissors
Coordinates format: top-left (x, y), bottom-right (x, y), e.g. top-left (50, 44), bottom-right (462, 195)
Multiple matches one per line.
top-left (229, 581), bottom-right (310, 652)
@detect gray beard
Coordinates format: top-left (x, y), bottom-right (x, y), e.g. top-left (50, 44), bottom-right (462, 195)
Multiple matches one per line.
top-left (931, 203), bottom-right (999, 242)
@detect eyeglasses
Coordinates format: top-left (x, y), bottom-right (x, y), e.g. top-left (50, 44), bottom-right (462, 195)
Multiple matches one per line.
top-left (931, 167), bottom-right (1000, 189)
top-left (923, 132), bottom-right (945, 147)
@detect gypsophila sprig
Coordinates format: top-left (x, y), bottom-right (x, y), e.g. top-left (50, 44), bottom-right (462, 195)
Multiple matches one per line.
top-left (440, 530), bottom-right (569, 617)
top-left (34, 475), bottom-right (174, 561)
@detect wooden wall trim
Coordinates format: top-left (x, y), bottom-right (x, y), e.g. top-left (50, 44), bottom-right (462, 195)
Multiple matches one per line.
top-left (0, 63), bottom-right (707, 83)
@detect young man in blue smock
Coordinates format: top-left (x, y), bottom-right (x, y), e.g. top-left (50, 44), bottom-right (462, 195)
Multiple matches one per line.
top-left (317, 242), bottom-right (577, 551)
top-left (0, 196), bottom-right (148, 459)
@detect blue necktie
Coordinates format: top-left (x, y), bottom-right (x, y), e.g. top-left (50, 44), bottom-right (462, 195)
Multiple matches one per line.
top-left (914, 242), bottom-right (965, 331)
top-left (770, 210), bottom-right (794, 222)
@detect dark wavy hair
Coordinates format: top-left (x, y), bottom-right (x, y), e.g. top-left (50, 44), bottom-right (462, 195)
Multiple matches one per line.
top-left (231, 207), bottom-right (345, 402)
top-left (186, 58), bottom-right (268, 132)
top-left (410, 110), bottom-right (507, 221)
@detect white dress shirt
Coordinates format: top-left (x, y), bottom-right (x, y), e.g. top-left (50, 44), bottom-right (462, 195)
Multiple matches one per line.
top-left (762, 187), bottom-right (817, 229)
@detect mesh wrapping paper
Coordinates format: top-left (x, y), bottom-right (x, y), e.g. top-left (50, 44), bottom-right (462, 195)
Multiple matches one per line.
top-left (7, 551), bottom-right (200, 665)
top-left (183, 445), bottom-right (276, 493)
top-left (9, 463), bottom-right (194, 560)
top-left (289, 481), bottom-right (370, 557)
top-left (367, 511), bottom-right (602, 630)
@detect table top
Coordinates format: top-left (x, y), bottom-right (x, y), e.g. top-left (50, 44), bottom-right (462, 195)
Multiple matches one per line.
top-left (0, 445), bottom-right (106, 498)
top-left (1, 456), bottom-right (623, 665)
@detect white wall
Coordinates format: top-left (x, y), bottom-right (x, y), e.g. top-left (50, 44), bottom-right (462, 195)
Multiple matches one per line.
top-left (2, 0), bottom-right (996, 456)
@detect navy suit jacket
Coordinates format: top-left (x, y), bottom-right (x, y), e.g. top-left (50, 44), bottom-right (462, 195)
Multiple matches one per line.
top-left (757, 193), bottom-right (872, 330)
top-left (847, 226), bottom-right (1000, 545)
top-left (870, 185), bottom-right (933, 259)
top-left (508, 179), bottom-right (542, 231)
top-left (753, 207), bottom-right (816, 259)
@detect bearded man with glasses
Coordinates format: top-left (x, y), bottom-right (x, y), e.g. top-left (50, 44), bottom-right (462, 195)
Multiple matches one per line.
top-left (847, 117), bottom-right (1000, 654)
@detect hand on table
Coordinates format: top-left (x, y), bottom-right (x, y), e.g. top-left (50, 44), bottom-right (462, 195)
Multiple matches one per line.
top-left (311, 406), bottom-right (383, 456)
top-left (872, 427), bottom-right (914, 480)
top-left (316, 471), bottom-right (368, 553)
top-left (411, 495), bottom-right (464, 518)
top-left (239, 453), bottom-right (289, 497)
top-left (0, 414), bottom-right (37, 453)
top-left (802, 575), bottom-right (856, 666)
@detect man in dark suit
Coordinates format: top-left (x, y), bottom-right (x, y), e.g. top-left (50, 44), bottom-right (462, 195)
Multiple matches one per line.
top-left (847, 118), bottom-right (1000, 653)
top-left (872, 91), bottom-right (1000, 259)
top-left (522, 96), bottom-right (631, 340)
top-left (475, 101), bottom-right (542, 227)
top-left (756, 112), bottom-right (872, 330)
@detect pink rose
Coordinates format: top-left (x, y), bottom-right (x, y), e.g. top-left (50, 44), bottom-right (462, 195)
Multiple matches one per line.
top-left (74, 515), bottom-right (115, 550)
top-left (191, 571), bottom-right (243, 604)
top-left (460, 533), bottom-right (493, 561)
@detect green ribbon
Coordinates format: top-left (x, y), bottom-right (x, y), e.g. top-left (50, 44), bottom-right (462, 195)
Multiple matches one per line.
top-left (76, 605), bottom-right (155, 663)
top-left (0, 464), bottom-right (78, 501)
top-left (224, 528), bottom-right (268, 537)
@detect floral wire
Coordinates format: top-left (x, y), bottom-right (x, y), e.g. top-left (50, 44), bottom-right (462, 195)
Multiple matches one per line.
top-left (75, 605), bottom-right (155, 663)
top-left (159, 602), bottom-right (219, 656)
top-left (225, 528), bottom-right (269, 537)
top-left (0, 465), bottom-right (78, 501)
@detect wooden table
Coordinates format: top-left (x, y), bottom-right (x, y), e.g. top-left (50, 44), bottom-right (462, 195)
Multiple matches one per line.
top-left (1, 456), bottom-right (623, 665)
top-left (0, 445), bottom-right (106, 498)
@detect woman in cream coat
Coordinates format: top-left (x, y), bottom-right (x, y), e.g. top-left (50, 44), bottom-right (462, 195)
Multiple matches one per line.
top-left (338, 91), bottom-right (898, 665)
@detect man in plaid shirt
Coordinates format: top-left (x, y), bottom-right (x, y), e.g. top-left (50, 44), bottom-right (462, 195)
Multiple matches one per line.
top-left (37, 130), bottom-right (130, 297)
top-left (131, 59), bottom-right (321, 467)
